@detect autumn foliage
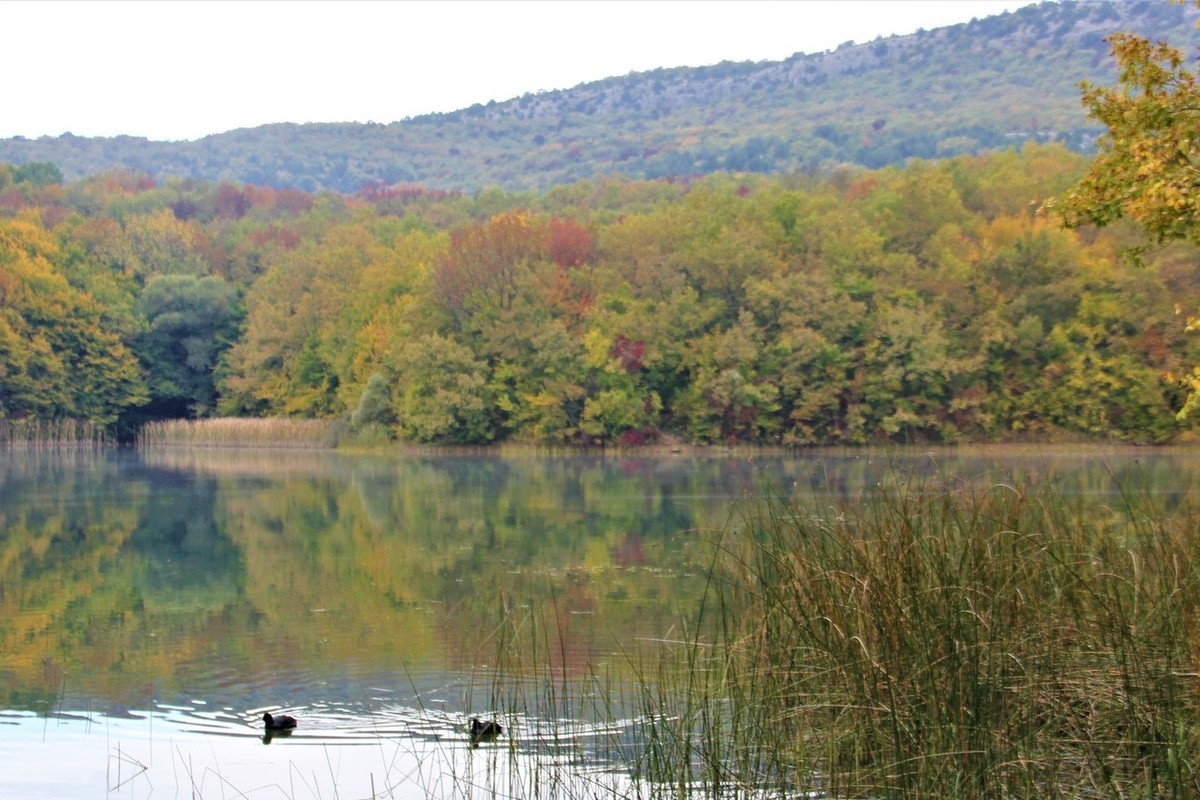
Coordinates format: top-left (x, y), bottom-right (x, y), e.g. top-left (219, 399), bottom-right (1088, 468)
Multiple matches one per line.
top-left (1, 142), bottom-right (1197, 445)
top-left (1056, 6), bottom-right (1200, 419)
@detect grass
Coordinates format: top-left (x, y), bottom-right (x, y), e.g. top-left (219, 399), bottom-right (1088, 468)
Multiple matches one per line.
top-left (696, 469), bottom-right (1200, 799)
top-left (137, 417), bottom-right (333, 448)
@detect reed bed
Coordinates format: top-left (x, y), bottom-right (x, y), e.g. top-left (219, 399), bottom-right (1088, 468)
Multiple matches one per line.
top-left (138, 417), bottom-right (333, 448)
top-left (700, 471), bottom-right (1200, 799)
top-left (0, 418), bottom-right (108, 448)
top-left (428, 468), bottom-right (1200, 799)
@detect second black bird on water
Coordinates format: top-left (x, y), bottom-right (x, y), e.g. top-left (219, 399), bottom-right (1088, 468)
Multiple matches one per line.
top-left (469, 717), bottom-right (502, 747)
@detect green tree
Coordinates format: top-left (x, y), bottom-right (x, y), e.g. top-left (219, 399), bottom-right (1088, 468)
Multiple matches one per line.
top-left (391, 334), bottom-right (493, 443)
top-left (676, 311), bottom-right (780, 443)
top-left (863, 160), bottom-right (974, 258)
top-left (135, 274), bottom-right (240, 417)
top-left (744, 271), bottom-right (865, 444)
top-left (856, 299), bottom-right (966, 442)
top-left (487, 310), bottom-right (588, 443)
top-left (13, 162), bottom-right (63, 187)
top-left (349, 372), bottom-right (396, 434)
top-left (1022, 318), bottom-right (1178, 441)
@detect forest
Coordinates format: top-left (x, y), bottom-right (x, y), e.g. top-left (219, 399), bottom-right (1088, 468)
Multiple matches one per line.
top-left (2, 142), bottom-right (1198, 446)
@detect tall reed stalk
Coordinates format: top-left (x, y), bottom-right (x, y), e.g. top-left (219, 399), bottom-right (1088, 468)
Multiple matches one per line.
top-left (710, 471), bottom-right (1200, 799)
top-left (137, 417), bottom-right (332, 448)
top-left (0, 418), bottom-right (107, 448)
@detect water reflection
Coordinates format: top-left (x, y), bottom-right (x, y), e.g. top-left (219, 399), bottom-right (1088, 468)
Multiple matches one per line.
top-left (2, 444), bottom-right (1198, 797)
top-left (1, 705), bottom-right (643, 799)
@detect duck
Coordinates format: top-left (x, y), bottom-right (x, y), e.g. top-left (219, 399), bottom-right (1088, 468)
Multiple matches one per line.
top-left (262, 711), bottom-right (298, 730)
top-left (469, 717), bottom-right (502, 747)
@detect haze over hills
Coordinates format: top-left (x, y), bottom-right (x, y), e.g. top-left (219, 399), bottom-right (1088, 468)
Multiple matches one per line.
top-left (2, 0), bottom-right (1197, 194)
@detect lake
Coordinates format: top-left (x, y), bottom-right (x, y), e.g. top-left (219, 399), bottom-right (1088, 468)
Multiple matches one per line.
top-left (1, 444), bottom-right (1196, 799)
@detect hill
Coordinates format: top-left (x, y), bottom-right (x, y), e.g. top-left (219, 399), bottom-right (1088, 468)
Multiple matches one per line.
top-left (1, 0), bottom-right (1198, 193)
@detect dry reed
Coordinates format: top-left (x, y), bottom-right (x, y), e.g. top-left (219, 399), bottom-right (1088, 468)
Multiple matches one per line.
top-left (0, 419), bottom-right (108, 449)
top-left (137, 418), bottom-right (332, 448)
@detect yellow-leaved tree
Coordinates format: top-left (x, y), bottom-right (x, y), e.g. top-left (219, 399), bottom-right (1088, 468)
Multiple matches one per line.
top-left (1056, 1), bottom-right (1200, 417)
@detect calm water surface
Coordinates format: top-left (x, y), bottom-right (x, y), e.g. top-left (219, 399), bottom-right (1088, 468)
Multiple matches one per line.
top-left (1, 445), bottom-right (1197, 798)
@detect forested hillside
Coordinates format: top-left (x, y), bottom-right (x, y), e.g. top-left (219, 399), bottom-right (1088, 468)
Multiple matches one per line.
top-left (3, 143), bottom-right (1198, 445)
top-left (0, 1), bottom-right (1196, 193)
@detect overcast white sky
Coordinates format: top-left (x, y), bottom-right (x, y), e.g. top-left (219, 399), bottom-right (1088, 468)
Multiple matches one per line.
top-left (3, 0), bottom-right (1036, 142)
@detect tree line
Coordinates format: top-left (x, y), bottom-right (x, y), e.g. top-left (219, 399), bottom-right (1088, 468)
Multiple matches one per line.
top-left (2, 143), bottom-right (1198, 446)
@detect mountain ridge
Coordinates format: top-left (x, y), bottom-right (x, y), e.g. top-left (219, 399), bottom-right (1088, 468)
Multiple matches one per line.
top-left (2, 0), bottom-right (1196, 193)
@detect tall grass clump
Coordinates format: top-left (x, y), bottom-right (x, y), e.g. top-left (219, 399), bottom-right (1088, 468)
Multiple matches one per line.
top-left (138, 417), bottom-right (332, 448)
top-left (0, 418), bottom-right (108, 448)
top-left (712, 471), bottom-right (1200, 799)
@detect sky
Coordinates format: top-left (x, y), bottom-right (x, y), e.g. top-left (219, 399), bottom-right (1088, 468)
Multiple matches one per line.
top-left (2, 0), bottom-right (1037, 142)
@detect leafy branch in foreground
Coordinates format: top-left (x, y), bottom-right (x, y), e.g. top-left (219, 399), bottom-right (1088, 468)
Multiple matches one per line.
top-left (1056, 2), bottom-right (1200, 418)
top-left (1058, 32), bottom-right (1200, 249)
